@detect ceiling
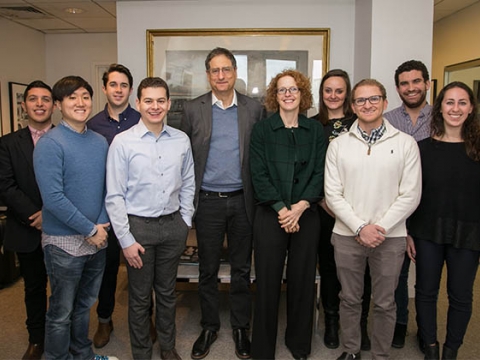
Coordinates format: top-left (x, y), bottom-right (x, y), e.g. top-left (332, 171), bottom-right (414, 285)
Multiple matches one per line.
top-left (0, 0), bottom-right (478, 34)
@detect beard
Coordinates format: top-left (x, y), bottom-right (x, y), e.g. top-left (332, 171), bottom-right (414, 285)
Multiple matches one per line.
top-left (401, 90), bottom-right (427, 109)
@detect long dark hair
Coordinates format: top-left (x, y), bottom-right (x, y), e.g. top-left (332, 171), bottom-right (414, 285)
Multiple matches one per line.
top-left (317, 69), bottom-right (353, 125)
top-left (431, 81), bottom-right (480, 161)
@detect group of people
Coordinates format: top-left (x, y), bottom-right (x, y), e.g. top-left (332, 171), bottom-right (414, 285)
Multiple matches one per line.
top-left (0, 47), bottom-right (479, 360)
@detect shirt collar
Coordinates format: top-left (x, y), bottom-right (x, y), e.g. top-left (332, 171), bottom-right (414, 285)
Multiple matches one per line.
top-left (28, 125), bottom-right (51, 136)
top-left (357, 121), bottom-right (386, 144)
top-left (104, 103), bottom-right (133, 122)
top-left (61, 120), bottom-right (87, 134)
top-left (400, 102), bottom-right (431, 119)
top-left (28, 124), bottom-right (52, 145)
top-left (135, 119), bottom-right (171, 139)
top-left (212, 91), bottom-right (237, 110)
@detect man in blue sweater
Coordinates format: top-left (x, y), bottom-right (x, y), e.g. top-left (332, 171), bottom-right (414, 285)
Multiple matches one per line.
top-left (33, 76), bottom-right (117, 360)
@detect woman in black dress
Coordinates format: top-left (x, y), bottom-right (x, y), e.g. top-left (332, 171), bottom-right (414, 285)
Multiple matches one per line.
top-left (408, 81), bottom-right (480, 360)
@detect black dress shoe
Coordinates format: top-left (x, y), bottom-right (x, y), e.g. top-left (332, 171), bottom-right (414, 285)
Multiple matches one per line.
top-left (425, 342), bottom-right (439, 360)
top-left (336, 352), bottom-right (361, 360)
top-left (22, 343), bottom-right (44, 360)
top-left (288, 347), bottom-right (307, 360)
top-left (291, 353), bottom-right (307, 360)
top-left (233, 328), bottom-right (251, 359)
top-left (391, 323), bottom-right (407, 348)
top-left (324, 316), bottom-right (340, 349)
top-left (161, 348), bottom-right (182, 360)
top-left (191, 330), bottom-right (217, 359)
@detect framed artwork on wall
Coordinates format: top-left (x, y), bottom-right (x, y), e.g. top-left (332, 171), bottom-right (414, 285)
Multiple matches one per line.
top-left (9, 82), bottom-right (28, 132)
top-left (146, 28), bottom-right (330, 126)
top-left (431, 79), bottom-right (437, 104)
top-left (0, 82), bottom-right (2, 135)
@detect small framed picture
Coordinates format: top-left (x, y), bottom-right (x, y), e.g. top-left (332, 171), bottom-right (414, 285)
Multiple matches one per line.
top-left (9, 82), bottom-right (28, 132)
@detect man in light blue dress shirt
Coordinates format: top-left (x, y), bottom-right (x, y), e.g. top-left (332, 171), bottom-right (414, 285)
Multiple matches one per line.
top-left (106, 77), bottom-right (195, 360)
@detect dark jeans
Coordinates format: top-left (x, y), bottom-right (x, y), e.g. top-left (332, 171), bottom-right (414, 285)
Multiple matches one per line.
top-left (127, 212), bottom-right (188, 359)
top-left (317, 207), bottom-right (371, 322)
top-left (16, 244), bottom-right (48, 344)
top-left (96, 227), bottom-right (120, 321)
top-left (44, 245), bottom-right (106, 360)
top-left (394, 253), bottom-right (411, 325)
top-left (414, 237), bottom-right (480, 351)
top-left (195, 191), bottom-right (252, 331)
top-left (251, 205), bottom-right (319, 360)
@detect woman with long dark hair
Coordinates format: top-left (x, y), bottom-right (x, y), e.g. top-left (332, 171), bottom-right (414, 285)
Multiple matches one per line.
top-left (408, 81), bottom-right (480, 360)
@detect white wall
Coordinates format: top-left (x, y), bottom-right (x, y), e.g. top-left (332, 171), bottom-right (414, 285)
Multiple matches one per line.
top-left (432, 2), bottom-right (480, 91)
top-left (117, 0), bottom-right (433, 111)
top-left (0, 18), bottom-right (46, 135)
top-left (117, 0), bottom-right (356, 99)
top-left (369, 0), bottom-right (433, 110)
top-left (46, 33), bottom-right (117, 123)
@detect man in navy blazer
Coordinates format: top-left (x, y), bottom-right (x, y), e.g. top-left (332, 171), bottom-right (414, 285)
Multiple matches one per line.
top-left (181, 47), bottom-right (264, 360)
top-left (0, 80), bottom-right (54, 360)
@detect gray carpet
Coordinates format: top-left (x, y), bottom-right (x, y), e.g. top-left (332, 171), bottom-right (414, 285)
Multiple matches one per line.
top-left (1, 265), bottom-right (479, 360)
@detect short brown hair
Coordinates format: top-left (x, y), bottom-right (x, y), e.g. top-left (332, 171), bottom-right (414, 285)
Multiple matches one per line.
top-left (264, 69), bottom-right (313, 113)
top-left (352, 78), bottom-right (387, 102)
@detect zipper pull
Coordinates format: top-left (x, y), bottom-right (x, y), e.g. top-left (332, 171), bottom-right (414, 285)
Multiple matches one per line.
top-left (367, 144), bottom-right (371, 155)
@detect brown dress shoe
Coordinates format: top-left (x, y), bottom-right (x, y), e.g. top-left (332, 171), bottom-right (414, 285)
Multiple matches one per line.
top-left (93, 320), bottom-right (113, 348)
top-left (161, 348), bottom-right (182, 360)
top-left (150, 317), bottom-right (157, 344)
top-left (22, 343), bottom-right (44, 360)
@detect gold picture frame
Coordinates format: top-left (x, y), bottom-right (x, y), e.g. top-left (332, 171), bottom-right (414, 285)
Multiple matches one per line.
top-left (146, 28), bottom-right (330, 125)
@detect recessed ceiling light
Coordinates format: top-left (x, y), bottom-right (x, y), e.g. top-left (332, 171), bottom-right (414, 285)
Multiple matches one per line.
top-left (64, 7), bottom-right (84, 14)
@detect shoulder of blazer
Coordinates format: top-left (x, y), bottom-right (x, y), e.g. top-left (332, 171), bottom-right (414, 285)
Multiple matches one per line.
top-left (190, 92), bottom-right (212, 106)
top-left (1, 127), bottom-right (31, 147)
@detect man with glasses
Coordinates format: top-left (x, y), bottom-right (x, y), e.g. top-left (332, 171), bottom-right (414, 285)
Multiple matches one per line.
top-left (325, 79), bottom-right (421, 360)
top-left (383, 60), bottom-right (432, 349)
top-left (180, 47), bottom-right (264, 360)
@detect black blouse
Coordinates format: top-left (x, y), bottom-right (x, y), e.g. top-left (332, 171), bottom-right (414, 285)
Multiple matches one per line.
top-left (409, 138), bottom-right (480, 251)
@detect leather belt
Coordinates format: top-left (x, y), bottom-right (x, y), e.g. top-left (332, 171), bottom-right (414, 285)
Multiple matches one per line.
top-left (200, 189), bottom-right (243, 198)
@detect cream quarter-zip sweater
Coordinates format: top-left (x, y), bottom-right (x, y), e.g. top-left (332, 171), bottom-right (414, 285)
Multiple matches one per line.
top-left (325, 119), bottom-right (421, 237)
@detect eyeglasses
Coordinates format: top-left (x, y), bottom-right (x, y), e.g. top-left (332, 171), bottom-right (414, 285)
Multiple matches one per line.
top-left (208, 67), bottom-right (234, 76)
top-left (353, 95), bottom-right (384, 106)
top-left (277, 87), bottom-right (300, 95)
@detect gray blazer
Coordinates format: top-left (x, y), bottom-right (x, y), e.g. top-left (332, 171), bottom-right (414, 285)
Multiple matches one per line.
top-left (180, 91), bottom-right (264, 224)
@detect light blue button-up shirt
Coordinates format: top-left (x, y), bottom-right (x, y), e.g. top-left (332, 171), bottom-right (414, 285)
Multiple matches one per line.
top-left (105, 119), bottom-right (195, 249)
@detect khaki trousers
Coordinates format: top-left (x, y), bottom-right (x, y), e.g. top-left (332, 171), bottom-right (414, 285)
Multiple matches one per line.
top-left (332, 233), bottom-right (405, 360)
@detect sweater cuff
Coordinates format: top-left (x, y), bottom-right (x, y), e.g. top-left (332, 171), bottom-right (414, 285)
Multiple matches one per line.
top-left (87, 226), bottom-right (97, 238)
top-left (271, 201), bottom-right (287, 213)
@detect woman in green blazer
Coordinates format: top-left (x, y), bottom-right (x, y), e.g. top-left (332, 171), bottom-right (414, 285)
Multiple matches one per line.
top-left (250, 69), bottom-right (326, 360)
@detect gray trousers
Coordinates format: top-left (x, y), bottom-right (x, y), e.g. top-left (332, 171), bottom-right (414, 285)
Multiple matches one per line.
top-left (127, 212), bottom-right (188, 360)
top-left (332, 233), bottom-right (405, 360)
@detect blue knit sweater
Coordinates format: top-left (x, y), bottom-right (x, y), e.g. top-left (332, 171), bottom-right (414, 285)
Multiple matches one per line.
top-left (33, 124), bottom-right (109, 236)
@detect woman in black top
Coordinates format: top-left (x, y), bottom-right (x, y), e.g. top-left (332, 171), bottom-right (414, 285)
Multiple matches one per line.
top-left (408, 82), bottom-right (480, 360)
top-left (315, 69), bottom-right (371, 351)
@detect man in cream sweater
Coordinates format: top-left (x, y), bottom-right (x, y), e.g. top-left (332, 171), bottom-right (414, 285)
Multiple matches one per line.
top-left (325, 79), bottom-right (421, 360)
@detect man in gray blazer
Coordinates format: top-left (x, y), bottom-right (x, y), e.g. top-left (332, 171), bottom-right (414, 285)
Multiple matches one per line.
top-left (181, 47), bottom-right (264, 360)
